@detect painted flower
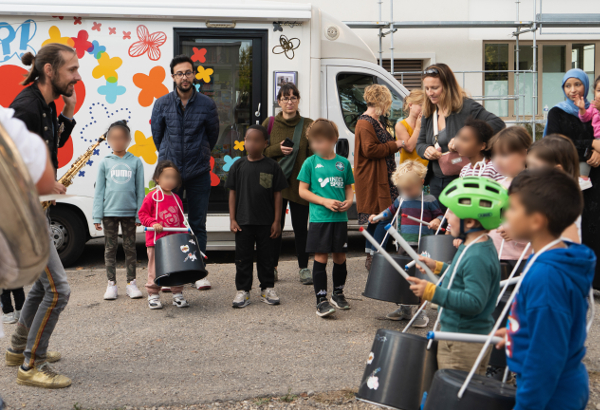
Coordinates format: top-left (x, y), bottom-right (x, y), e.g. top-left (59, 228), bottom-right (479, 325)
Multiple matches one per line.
top-left (195, 65), bottom-right (214, 83)
top-left (180, 245), bottom-right (190, 253)
top-left (133, 66), bottom-right (169, 107)
top-left (367, 376), bottom-right (379, 390)
top-left (367, 352), bottom-right (374, 365)
top-left (87, 40), bottom-right (106, 59)
top-left (97, 78), bottom-right (126, 104)
top-left (128, 130), bottom-right (157, 164)
top-left (92, 52), bottom-right (122, 81)
top-left (128, 25), bottom-right (167, 61)
top-left (233, 140), bottom-right (245, 151)
top-left (42, 26), bottom-right (75, 48)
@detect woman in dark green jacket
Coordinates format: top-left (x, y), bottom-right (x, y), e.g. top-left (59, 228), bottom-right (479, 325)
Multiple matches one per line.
top-left (263, 83), bottom-right (314, 285)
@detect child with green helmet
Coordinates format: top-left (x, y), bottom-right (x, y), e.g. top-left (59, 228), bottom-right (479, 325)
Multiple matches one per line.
top-left (407, 176), bottom-right (508, 375)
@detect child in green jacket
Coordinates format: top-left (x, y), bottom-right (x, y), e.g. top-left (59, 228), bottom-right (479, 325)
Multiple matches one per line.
top-left (408, 176), bottom-right (508, 375)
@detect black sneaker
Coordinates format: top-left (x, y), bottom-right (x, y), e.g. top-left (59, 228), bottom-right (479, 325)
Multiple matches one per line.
top-left (316, 298), bottom-right (335, 317)
top-left (330, 291), bottom-right (350, 310)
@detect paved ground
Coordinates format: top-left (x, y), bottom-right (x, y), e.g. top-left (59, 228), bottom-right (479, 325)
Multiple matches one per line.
top-left (1, 239), bottom-right (600, 410)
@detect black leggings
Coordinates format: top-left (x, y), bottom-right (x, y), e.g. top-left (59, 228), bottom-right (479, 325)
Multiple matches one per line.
top-left (1, 288), bottom-right (25, 314)
top-left (273, 199), bottom-right (309, 269)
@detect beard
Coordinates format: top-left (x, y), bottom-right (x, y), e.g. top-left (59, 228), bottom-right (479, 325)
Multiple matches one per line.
top-left (51, 78), bottom-right (75, 97)
top-left (176, 80), bottom-right (193, 93)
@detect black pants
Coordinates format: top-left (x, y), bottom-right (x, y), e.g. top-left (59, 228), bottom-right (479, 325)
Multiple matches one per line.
top-left (273, 199), bottom-right (309, 269)
top-left (1, 288), bottom-right (25, 314)
top-left (429, 175), bottom-right (458, 213)
top-left (235, 225), bottom-right (275, 291)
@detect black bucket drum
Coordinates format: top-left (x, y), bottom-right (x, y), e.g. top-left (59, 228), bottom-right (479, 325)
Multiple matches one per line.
top-left (154, 233), bottom-right (208, 287)
top-left (363, 253), bottom-right (419, 305)
top-left (489, 291), bottom-right (511, 368)
top-left (357, 329), bottom-right (438, 410)
top-left (416, 235), bottom-right (457, 283)
top-left (423, 369), bottom-right (516, 410)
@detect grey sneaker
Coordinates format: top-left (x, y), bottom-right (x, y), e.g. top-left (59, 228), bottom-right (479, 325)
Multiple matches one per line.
top-left (260, 288), bottom-right (280, 305)
top-left (2, 313), bottom-right (16, 325)
top-left (412, 311), bottom-right (430, 328)
top-left (386, 305), bottom-right (413, 321)
top-left (233, 290), bottom-right (250, 308)
top-left (273, 267), bottom-right (279, 282)
top-left (299, 268), bottom-right (313, 285)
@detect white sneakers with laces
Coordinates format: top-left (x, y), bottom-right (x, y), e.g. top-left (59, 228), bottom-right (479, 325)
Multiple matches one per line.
top-left (194, 278), bottom-right (211, 290)
top-left (148, 294), bottom-right (162, 310)
top-left (126, 280), bottom-right (143, 299)
top-left (260, 288), bottom-right (280, 305)
top-left (172, 293), bottom-right (190, 308)
top-left (103, 281), bottom-right (118, 300)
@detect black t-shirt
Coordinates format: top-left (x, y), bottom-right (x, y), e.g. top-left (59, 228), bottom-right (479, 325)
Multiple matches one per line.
top-left (226, 156), bottom-right (288, 226)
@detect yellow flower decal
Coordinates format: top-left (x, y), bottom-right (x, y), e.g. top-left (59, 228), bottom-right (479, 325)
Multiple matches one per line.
top-left (233, 140), bottom-right (245, 151)
top-left (128, 130), bottom-right (157, 165)
top-left (195, 65), bottom-right (214, 83)
top-left (92, 52), bottom-right (122, 81)
top-left (42, 26), bottom-right (75, 48)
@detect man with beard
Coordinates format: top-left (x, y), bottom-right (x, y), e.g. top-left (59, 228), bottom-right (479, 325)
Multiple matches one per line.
top-left (4, 43), bottom-right (80, 388)
top-left (151, 55), bottom-right (219, 291)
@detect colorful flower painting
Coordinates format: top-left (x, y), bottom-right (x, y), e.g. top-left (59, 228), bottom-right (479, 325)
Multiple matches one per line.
top-left (133, 66), bottom-right (169, 107)
top-left (128, 25), bottom-right (167, 61)
top-left (128, 130), bottom-right (157, 164)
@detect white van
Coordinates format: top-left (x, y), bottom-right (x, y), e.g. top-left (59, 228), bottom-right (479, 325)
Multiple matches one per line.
top-left (0, 0), bottom-right (408, 265)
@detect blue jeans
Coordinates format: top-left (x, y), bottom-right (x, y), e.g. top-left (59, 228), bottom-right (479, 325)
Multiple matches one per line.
top-left (177, 171), bottom-right (211, 253)
top-left (365, 221), bottom-right (390, 253)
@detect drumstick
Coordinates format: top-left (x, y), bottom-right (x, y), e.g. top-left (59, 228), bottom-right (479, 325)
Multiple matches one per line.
top-left (144, 227), bottom-right (191, 232)
top-left (359, 227), bottom-right (411, 282)
top-left (427, 331), bottom-right (503, 345)
top-left (372, 209), bottom-right (392, 222)
top-left (384, 224), bottom-right (439, 284)
top-left (401, 214), bottom-right (446, 232)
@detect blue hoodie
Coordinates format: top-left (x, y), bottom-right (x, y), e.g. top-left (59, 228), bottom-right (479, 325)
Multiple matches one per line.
top-left (92, 152), bottom-right (145, 223)
top-left (506, 242), bottom-right (596, 410)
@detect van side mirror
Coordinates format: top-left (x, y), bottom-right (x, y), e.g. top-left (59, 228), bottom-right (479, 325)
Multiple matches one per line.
top-left (336, 138), bottom-right (349, 158)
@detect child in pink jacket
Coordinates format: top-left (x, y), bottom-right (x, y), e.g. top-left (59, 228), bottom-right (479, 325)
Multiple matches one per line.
top-left (575, 75), bottom-right (600, 139)
top-left (138, 160), bottom-right (189, 310)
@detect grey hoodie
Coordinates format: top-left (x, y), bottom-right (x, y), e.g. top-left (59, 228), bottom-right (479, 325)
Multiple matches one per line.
top-left (93, 152), bottom-right (145, 223)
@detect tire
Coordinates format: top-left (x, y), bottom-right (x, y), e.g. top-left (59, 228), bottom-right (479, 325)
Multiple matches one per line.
top-left (48, 205), bottom-right (87, 267)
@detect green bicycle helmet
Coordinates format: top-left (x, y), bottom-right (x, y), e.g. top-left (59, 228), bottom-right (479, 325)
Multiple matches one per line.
top-left (439, 176), bottom-right (509, 230)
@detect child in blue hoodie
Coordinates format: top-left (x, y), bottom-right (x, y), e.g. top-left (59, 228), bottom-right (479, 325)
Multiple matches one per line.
top-left (496, 168), bottom-right (595, 410)
top-left (93, 120), bottom-right (145, 301)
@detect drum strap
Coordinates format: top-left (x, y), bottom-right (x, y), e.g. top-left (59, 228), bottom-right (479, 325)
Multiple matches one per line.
top-left (149, 185), bottom-right (194, 245)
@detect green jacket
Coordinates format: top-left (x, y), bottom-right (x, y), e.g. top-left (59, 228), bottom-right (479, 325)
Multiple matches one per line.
top-left (263, 112), bottom-right (313, 205)
top-left (432, 239), bottom-right (501, 335)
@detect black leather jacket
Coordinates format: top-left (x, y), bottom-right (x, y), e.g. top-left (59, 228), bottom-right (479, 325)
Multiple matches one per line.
top-left (9, 83), bottom-right (76, 169)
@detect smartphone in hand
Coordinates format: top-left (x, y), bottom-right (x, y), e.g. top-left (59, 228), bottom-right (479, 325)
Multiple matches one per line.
top-left (282, 138), bottom-right (294, 148)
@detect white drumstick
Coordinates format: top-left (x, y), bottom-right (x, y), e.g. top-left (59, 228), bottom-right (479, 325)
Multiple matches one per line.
top-left (384, 224), bottom-right (439, 284)
top-left (427, 331), bottom-right (503, 345)
top-left (359, 227), bottom-right (411, 282)
top-left (144, 227), bottom-right (191, 232)
top-left (402, 214), bottom-right (446, 232)
top-left (372, 209), bottom-right (392, 222)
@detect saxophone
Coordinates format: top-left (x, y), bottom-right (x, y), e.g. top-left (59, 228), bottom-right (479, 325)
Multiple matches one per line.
top-left (42, 135), bottom-right (106, 210)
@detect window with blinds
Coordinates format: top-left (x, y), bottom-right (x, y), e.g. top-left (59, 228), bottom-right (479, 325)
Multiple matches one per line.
top-left (382, 59), bottom-right (423, 90)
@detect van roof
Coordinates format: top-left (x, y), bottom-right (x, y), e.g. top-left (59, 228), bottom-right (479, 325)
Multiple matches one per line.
top-left (0, 0), bottom-right (312, 20)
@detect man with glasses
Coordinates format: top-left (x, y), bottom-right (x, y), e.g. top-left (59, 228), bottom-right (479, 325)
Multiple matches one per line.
top-left (151, 55), bottom-right (219, 290)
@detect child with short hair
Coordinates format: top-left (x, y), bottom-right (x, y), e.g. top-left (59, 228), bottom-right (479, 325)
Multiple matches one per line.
top-left (227, 125), bottom-right (287, 308)
top-left (495, 168), bottom-right (594, 410)
top-left (408, 176), bottom-right (506, 374)
top-left (575, 75), bottom-right (600, 139)
top-left (93, 120), bottom-right (145, 301)
top-left (138, 161), bottom-right (189, 310)
top-left (298, 119), bottom-right (355, 317)
top-left (368, 160), bottom-right (443, 325)
top-left (455, 117), bottom-right (502, 180)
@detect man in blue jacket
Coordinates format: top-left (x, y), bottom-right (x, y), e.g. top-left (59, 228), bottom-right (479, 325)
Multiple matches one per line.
top-left (151, 55), bottom-right (219, 290)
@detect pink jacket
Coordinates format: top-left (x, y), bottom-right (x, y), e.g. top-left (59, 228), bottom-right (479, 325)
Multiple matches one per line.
top-left (138, 190), bottom-right (185, 247)
top-left (579, 103), bottom-right (600, 139)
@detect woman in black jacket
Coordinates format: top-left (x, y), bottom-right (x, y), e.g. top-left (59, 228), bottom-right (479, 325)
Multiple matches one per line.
top-left (416, 64), bottom-right (505, 205)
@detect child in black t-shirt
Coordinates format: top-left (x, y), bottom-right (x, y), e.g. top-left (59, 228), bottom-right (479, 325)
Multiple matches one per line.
top-left (226, 125), bottom-right (288, 308)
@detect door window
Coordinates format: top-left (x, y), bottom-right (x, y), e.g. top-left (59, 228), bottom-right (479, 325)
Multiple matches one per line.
top-left (336, 73), bottom-right (375, 133)
top-left (375, 78), bottom-right (405, 137)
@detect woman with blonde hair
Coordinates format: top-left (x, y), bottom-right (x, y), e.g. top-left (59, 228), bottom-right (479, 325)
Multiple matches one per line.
top-left (416, 63), bottom-right (505, 206)
top-left (354, 84), bottom-right (404, 270)
top-left (395, 89), bottom-right (428, 167)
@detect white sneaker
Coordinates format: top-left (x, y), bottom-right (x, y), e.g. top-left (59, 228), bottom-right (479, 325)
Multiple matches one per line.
top-left (148, 294), bottom-right (162, 310)
top-left (13, 310), bottom-right (20, 322)
top-left (194, 278), bottom-right (211, 290)
top-left (172, 293), bottom-right (190, 308)
top-left (260, 288), bottom-right (280, 305)
top-left (2, 313), bottom-right (16, 324)
top-left (103, 281), bottom-right (118, 300)
top-left (126, 280), bottom-right (143, 299)
top-left (232, 290), bottom-right (250, 308)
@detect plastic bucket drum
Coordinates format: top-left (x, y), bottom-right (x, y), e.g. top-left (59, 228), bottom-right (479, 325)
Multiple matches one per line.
top-left (363, 253), bottom-right (419, 305)
top-left (489, 292), bottom-right (511, 368)
top-left (419, 235), bottom-right (457, 264)
top-left (423, 369), bottom-right (516, 410)
top-left (357, 329), bottom-right (438, 410)
top-left (154, 233), bottom-right (208, 286)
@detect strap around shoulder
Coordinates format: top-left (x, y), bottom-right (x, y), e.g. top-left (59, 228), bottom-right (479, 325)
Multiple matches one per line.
top-left (267, 116), bottom-right (275, 135)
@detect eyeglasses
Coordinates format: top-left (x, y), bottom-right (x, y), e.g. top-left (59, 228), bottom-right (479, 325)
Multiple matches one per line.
top-left (423, 68), bottom-right (439, 76)
top-left (173, 71), bottom-right (194, 79)
top-left (280, 96), bottom-right (298, 103)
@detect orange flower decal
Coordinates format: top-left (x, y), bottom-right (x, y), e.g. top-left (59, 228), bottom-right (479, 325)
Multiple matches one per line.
top-left (133, 66), bottom-right (169, 107)
top-left (92, 52), bottom-right (122, 81)
top-left (42, 26), bottom-right (75, 47)
top-left (128, 130), bottom-right (157, 165)
top-left (196, 66), bottom-right (214, 83)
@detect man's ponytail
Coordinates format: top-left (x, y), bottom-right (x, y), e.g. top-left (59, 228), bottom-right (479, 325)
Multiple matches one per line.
top-left (19, 44), bottom-right (76, 86)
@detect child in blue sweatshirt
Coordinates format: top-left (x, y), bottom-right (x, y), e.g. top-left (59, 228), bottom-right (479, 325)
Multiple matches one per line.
top-left (496, 168), bottom-right (595, 410)
top-left (93, 120), bottom-right (145, 301)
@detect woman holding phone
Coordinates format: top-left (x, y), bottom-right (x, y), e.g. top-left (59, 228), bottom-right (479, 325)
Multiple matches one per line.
top-left (263, 83), bottom-right (314, 285)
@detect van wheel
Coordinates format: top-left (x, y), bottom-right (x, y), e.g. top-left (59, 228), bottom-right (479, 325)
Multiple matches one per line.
top-left (48, 206), bottom-right (86, 267)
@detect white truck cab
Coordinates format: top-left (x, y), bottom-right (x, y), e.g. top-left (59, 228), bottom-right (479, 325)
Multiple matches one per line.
top-left (0, 0), bottom-right (408, 265)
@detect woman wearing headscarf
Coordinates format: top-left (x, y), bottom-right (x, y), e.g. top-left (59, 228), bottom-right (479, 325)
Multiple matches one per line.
top-left (545, 68), bottom-right (600, 288)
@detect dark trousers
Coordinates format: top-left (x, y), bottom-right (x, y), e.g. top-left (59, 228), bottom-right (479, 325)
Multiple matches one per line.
top-left (429, 175), bottom-right (458, 213)
top-left (1, 288), bottom-right (25, 314)
top-left (176, 171), bottom-right (211, 253)
top-left (235, 225), bottom-right (275, 291)
top-left (365, 221), bottom-right (390, 252)
top-left (103, 217), bottom-right (137, 282)
top-left (273, 199), bottom-right (309, 269)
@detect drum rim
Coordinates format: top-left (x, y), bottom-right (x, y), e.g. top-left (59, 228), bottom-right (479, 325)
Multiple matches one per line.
top-left (375, 328), bottom-right (430, 343)
top-left (356, 397), bottom-right (406, 410)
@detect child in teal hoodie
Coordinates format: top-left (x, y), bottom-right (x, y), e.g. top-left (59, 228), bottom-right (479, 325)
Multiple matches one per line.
top-left (408, 176), bottom-right (507, 375)
top-left (496, 168), bottom-right (595, 410)
top-left (93, 120), bottom-right (145, 301)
